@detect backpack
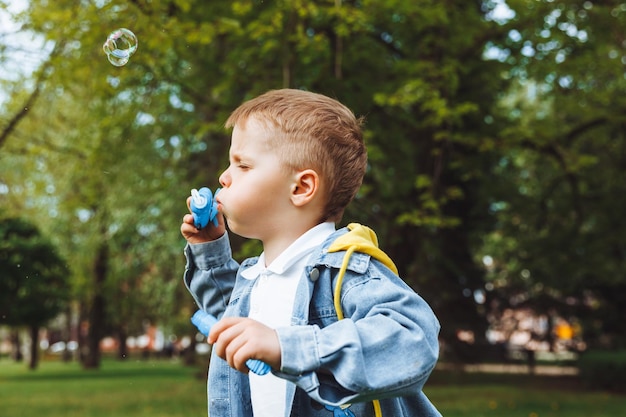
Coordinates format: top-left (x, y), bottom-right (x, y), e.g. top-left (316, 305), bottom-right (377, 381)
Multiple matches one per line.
top-left (327, 223), bottom-right (398, 417)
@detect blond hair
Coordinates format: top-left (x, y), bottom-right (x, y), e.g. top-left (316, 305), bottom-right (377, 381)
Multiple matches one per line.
top-left (225, 89), bottom-right (367, 222)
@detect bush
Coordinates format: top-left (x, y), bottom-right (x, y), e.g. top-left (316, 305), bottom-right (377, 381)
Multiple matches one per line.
top-left (578, 350), bottom-right (626, 392)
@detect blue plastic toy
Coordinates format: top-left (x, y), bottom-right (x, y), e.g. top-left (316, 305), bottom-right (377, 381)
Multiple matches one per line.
top-left (190, 187), bottom-right (220, 229)
top-left (325, 405), bottom-right (356, 417)
top-left (191, 309), bottom-right (271, 376)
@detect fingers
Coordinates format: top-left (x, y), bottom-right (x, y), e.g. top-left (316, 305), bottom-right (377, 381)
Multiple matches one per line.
top-left (180, 198), bottom-right (226, 243)
top-left (209, 318), bottom-right (252, 372)
top-left (207, 316), bottom-right (231, 344)
top-left (180, 214), bottom-right (208, 244)
top-left (209, 317), bottom-right (281, 372)
top-left (182, 213), bottom-right (195, 226)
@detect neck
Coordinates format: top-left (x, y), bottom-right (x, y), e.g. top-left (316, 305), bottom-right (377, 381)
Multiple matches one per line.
top-left (261, 221), bottom-right (321, 265)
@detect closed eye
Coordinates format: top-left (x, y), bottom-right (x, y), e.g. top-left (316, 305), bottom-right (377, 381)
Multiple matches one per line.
top-left (229, 153), bottom-right (251, 170)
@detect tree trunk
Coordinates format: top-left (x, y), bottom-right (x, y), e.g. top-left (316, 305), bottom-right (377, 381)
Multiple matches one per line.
top-left (0, 42), bottom-right (61, 150)
top-left (82, 243), bottom-right (108, 369)
top-left (29, 325), bottom-right (39, 370)
top-left (10, 330), bottom-right (22, 362)
top-left (183, 334), bottom-right (198, 366)
top-left (78, 304), bottom-right (88, 363)
top-left (117, 325), bottom-right (129, 360)
top-left (62, 308), bottom-right (73, 362)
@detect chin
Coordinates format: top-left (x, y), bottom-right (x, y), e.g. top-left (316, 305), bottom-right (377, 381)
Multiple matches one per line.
top-left (227, 223), bottom-right (259, 241)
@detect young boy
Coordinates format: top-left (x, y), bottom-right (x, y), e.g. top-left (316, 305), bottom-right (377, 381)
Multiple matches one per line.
top-left (181, 89), bottom-right (442, 417)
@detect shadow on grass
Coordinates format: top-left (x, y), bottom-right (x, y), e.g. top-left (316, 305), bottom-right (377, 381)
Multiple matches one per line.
top-left (429, 368), bottom-right (584, 392)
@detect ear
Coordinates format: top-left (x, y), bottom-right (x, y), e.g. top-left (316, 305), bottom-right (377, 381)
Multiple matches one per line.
top-left (290, 169), bottom-right (319, 207)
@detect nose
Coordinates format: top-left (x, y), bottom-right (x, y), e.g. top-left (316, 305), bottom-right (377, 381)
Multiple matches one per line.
top-left (219, 167), bottom-right (231, 187)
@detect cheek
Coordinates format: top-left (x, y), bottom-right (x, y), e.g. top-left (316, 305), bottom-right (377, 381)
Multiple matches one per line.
top-left (221, 187), bottom-right (250, 212)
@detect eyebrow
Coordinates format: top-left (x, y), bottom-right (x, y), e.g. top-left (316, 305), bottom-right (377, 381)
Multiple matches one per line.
top-left (229, 151), bottom-right (251, 166)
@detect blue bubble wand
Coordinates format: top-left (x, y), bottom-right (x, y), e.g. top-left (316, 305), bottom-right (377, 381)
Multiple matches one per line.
top-left (188, 186), bottom-right (270, 376)
top-left (191, 310), bottom-right (271, 375)
top-left (190, 187), bottom-right (220, 229)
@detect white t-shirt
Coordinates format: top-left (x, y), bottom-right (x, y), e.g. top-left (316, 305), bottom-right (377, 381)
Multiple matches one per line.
top-left (240, 222), bottom-right (336, 417)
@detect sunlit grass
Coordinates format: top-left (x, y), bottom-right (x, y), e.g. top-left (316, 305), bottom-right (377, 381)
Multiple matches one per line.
top-left (1, 358), bottom-right (625, 417)
top-left (0, 357), bottom-right (207, 417)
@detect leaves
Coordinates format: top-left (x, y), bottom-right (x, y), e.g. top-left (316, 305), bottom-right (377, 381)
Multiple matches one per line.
top-left (1, 0), bottom-right (625, 353)
top-left (0, 217), bottom-right (70, 327)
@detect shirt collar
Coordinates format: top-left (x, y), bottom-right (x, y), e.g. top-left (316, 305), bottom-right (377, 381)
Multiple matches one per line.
top-left (241, 222), bottom-right (336, 280)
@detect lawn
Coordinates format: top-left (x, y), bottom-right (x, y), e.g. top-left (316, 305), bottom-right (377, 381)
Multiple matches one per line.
top-left (0, 358), bottom-right (207, 417)
top-left (426, 368), bottom-right (626, 417)
top-left (1, 358), bottom-right (624, 417)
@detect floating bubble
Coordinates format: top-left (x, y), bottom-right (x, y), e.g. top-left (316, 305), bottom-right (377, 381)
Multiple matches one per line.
top-left (103, 28), bottom-right (138, 67)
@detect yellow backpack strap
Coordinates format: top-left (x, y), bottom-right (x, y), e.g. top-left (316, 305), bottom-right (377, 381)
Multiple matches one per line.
top-left (327, 223), bottom-right (389, 417)
top-left (332, 245), bottom-right (356, 321)
top-left (328, 223), bottom-right (398, 320)
top-left (328, 223), bottom-right (398, 275)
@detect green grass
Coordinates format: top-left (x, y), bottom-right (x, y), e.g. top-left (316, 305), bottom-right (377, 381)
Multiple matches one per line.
top-left (0, 358), bottom-right (207, 417)
top-left (1, 358), bottom-right (625, 417)
top-left (426, 370), bottom-right (626, 417)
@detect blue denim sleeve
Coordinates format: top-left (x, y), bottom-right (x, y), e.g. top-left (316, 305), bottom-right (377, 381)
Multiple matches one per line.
top-left (182, 232), bottom-right (240, 319)
top-left (274, 260), bottom-right (440, 407)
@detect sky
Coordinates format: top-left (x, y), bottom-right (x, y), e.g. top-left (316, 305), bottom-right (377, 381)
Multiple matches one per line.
top-left (0, 0), bottom-right (50, 105)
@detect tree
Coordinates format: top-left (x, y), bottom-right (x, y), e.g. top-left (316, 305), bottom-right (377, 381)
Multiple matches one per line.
top-left (0, 216), bottom-right (70, 369)
top-left (477, 0), bottom-right (626, 349)
top-left (0, 0), bottom-right (523, 361)
top-left (0, 0), bottom-right (198, 367)
top-left (2, 0), bottom-right (626, 364)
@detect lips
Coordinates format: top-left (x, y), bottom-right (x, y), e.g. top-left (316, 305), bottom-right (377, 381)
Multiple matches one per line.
top-left (215, 198), bottom-right (224, 216)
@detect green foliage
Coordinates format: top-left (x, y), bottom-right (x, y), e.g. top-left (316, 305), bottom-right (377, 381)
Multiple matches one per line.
top-left (0, 217), bottom-right (69, 327)
top-left (476, 0), bottom-right (626, 347)
top-left (1, 0), bottom-right (626, 359)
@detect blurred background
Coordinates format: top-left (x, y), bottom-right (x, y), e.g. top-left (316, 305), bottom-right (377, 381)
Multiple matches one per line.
top-left (1, 0), bottom-right (625, 415)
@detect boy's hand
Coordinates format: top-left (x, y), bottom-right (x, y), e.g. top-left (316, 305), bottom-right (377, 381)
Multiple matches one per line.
top-left (180, 196), bottom-right (226, 244)
top-left (208, 317), bottom-right (281, 373)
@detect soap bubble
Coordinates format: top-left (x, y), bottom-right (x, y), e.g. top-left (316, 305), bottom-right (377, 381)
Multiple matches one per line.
top-left (103, 28), bottom-right (138, 67)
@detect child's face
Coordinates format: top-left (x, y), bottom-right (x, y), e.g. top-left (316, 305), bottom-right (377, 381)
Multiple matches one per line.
top-left (217, 117), bottom-right (295, 241)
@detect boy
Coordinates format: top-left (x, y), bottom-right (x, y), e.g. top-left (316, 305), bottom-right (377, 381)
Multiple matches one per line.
top-left (181, 89), bottom-right (441, 417)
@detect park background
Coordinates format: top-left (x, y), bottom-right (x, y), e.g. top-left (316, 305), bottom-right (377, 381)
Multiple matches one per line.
top-left (0, 0), bottom-right (625, 415)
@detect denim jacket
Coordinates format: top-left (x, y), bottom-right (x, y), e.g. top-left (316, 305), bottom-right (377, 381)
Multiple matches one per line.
top-left (183, 226), bottom-right (442, 417)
